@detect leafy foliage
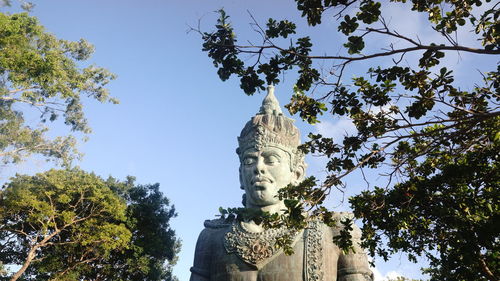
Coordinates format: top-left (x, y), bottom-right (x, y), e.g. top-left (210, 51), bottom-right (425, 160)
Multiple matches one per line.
top-left (103, 180), bottom-right (181, 281)
top-left (0, 11), bottom-right (116, 166)
top-left (388, 277), bottom-right (423, 281)
top-left (0, 170), bottom-right (180, 281)
top-left (0, 169), bottom-right (129, 281)
top-left (0, 262), bottom-right (6, 278)
top-left (198, 0), bottom-right (500, 280)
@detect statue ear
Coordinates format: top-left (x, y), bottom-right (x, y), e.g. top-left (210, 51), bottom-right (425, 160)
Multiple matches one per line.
top-left (239, 166), bottom-right (244, 190)
top-left (293, 164), bottom-right (305, 185)
top-left (241, 194), bottom-right (247, 207)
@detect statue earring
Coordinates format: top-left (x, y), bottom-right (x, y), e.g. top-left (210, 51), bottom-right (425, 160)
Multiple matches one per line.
top-left (241, 194), bottom-right (246, 207)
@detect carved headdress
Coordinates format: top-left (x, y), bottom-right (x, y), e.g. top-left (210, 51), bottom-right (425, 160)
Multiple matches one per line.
top-left (236, 85), bottom-right (304, 170)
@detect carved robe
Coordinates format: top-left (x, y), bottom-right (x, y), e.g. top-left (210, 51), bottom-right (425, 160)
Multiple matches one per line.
top-left (190, 214), bottom-right (373, 281)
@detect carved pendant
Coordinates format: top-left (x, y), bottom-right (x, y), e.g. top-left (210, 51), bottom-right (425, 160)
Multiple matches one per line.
top-left (304, 220), bottom-right (324, 281)
top-left (224, 221), bottom-right (299, 269)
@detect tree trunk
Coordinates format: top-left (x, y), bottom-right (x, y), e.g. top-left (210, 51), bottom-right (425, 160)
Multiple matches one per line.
top-left (9, 245), bottom-right (37, 281)
top-left (479, 258), bottom-right (498, 281)
top-left (9, 230), bottom-right (60, 281)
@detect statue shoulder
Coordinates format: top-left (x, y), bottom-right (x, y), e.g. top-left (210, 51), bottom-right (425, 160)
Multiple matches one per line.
top-left (193, 218), bottom-right (231, 254)
top-left (333, 211), bottom-right (355, 221)
top-left (194, 218), bottom-right (232, 248)
top-left (305, 212), bottom-right (355, 232)
top-left (192, 218), bottom-right (233, 280)
top-left (203, 217), bottom-right (233, 229)
top-left (328, 211), bottom-right (362, 238)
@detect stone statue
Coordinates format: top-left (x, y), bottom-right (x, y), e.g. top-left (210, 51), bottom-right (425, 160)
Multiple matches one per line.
top-left (190, 85), bottom-right (374, 281)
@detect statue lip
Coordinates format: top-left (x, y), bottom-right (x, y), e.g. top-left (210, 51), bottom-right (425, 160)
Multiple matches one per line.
top-left (252, 177), bottom-right (272, 185)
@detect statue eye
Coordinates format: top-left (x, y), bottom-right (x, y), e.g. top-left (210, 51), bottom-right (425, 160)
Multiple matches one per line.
top-left (243, 157), bottom-right (255, 165)
top-left (265, 155), bottom-right (280, 165)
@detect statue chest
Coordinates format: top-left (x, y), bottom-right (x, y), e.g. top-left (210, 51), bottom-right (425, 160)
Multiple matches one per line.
top-left (208, 221), bottom-right (338, 281)
top-left (212, 236), bottom-right (305, 281)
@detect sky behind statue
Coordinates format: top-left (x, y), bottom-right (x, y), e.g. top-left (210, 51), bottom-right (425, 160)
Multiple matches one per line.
top-left (1, 1), bottom-right (496, 280)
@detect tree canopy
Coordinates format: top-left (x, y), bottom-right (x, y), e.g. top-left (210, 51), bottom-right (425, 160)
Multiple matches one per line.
top-left (0, 5), bottom-right (180, 281)
top-left (198, 0), bottom-right (499, 280)
top-left (103, 180), bottom-right (181, 281)
top-left (0, 10), bottom-right (116, 166)
top-left (0, 169), bottom-right (180, 281)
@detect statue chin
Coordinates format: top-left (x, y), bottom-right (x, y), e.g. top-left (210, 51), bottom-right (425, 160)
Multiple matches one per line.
top-left (245, 187), bottom-right (282, 208)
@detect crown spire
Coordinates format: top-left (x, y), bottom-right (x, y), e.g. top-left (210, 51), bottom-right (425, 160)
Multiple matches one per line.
top-left (259, 85), bottom-right (283, 115)
top-left (237, 84), bottom-right (304, 169)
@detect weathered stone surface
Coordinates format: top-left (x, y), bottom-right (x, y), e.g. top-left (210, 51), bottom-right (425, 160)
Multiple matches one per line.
top-left (190, 86), bottom-right (374, 281)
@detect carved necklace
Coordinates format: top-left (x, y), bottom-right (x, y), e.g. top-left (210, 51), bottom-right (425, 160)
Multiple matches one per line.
top-left (224, 221), bottom-right (301, 269)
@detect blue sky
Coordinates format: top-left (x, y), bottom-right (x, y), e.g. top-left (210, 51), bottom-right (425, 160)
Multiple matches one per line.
top-left (2, 1), bottom-right (497, 280)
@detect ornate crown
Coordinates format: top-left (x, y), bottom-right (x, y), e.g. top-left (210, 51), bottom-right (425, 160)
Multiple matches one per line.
top-left (236, 85), bottom-right (304, 170)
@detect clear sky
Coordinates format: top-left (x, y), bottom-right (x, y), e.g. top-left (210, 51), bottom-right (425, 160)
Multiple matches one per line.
top-left (2, 1), bottom-right (496, 280)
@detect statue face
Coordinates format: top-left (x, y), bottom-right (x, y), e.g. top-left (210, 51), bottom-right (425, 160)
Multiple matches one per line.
top-left (240, 146), bottom-right (296, 207)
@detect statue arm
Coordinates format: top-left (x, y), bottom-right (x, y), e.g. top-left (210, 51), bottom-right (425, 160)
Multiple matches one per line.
top-left (189, 228), bottom-right (212, 281)
top-left (337, 223), bottom-right (374, 281)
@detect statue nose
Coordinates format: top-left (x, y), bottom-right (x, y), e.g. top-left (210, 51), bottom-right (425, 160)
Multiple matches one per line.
top-left (254, 159), bottom-right (265, 174)
top-left (254, 168), bottom-right (265, 175)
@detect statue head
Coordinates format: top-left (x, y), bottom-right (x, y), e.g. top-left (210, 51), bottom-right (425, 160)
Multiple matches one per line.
top-left (237, 85), bottom-right (305, 208)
